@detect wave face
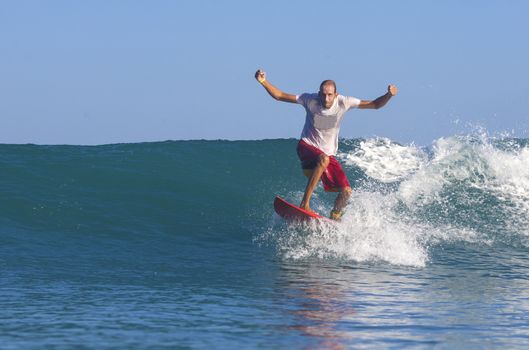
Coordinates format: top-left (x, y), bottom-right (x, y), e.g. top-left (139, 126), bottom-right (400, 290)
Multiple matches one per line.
top-left (2, 136), bottom-right (528, 268)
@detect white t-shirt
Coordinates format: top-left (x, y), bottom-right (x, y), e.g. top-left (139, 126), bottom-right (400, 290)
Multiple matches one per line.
top-left (296, 93), bottom-right (361, 156)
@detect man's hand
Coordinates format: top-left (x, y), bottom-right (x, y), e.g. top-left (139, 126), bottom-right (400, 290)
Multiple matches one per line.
top-left (255, 69), bottom-right (266, 83)
top-left (388, 85), bottom-right (398, 96)
top-left (359, 84), bottom-right (398, 109)
top-left (254, 69), bottom-right (297, 103)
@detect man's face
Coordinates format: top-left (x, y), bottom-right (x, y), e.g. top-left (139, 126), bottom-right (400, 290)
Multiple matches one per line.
top-left (319, 84), bottom-right (337, 109)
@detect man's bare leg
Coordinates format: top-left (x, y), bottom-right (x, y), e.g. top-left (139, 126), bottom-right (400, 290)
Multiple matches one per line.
top-left (331, 186), bottom-right (352, 219)
top-left (300, 154), bottom-right (329, 212)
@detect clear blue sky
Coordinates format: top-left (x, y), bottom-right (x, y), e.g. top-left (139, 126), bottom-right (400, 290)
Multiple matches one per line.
top-left (1, 0), bottom-right (528, 145)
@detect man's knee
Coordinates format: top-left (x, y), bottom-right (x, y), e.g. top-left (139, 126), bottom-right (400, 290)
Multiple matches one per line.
top-left (317, 154), bottom-right (330, 167)
top-left (342, 186), bottom-right (353, 197)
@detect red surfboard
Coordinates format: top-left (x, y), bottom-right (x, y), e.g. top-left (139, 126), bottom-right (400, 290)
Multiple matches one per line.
top-left (273, 196), bottom-right (326, 221)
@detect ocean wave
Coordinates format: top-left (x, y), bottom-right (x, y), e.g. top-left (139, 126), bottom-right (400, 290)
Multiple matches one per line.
top-left (1, 136), bottom-right (528, 267)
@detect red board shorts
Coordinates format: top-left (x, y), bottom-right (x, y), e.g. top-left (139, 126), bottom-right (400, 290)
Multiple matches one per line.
top-left (296, 140), bottom-right (350, 192)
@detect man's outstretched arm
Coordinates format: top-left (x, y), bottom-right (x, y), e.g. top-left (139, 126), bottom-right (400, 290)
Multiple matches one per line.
top-left (255, 69), bottom-right (297, 103)
top-left (359, 85), bottom-right (398, 109)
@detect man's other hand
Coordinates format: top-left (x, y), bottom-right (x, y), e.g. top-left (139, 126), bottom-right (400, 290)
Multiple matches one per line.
top-left (255, 69), bottom-right (266, 83)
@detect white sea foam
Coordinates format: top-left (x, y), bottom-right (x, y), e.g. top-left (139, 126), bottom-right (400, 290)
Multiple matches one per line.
top-left (281, 191), bottom-right (430, 267)
top-left (262, 189), bottom-right (481, 267)
top-left (398, 135), bottom-right (529, 234)
top-left (484, 146), bottom-right (529, 236)
top-left (340, 137), bottom-right (427, 183)
top-left (397, 136), bottom-right (474, 207)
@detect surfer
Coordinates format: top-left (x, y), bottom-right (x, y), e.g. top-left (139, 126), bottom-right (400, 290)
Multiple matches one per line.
top-left (255, 69), bottom-right (398, 220)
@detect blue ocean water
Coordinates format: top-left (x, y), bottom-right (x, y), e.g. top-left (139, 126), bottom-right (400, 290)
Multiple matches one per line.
top-left (1, 136), bottom-right (529, 349)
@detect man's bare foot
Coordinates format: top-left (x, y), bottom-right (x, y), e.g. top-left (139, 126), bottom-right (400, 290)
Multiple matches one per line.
top-left (299, 202), bottom-right (314, 213)
top-left (330, 209), bottom-right (343, 221)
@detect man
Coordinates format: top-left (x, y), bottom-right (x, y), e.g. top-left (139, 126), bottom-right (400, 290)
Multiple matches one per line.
top-left (255, 69), bottom-right (397, 220)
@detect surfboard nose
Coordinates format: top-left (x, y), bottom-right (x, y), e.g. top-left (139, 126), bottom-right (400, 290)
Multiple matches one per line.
top-left (273, 196), bottom-right (325, 221)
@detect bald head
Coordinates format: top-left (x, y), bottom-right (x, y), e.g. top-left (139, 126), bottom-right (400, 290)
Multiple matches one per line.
top-left (319, 80), bottom-right (337, 93)
top-left (319, 80), bottom-right (338, 109)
